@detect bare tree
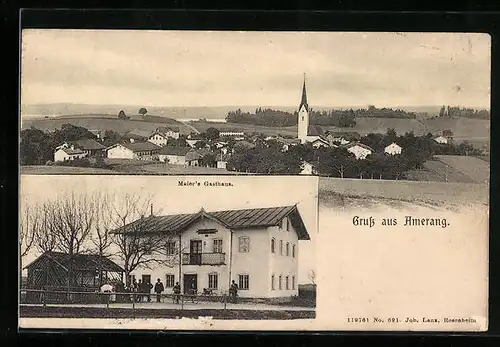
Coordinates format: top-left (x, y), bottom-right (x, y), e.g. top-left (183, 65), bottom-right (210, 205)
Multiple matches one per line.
top-left (19, 201), bottom-right (38, 259)
top-left (107, 193), bottom-right (177, 287)
top-left (46, 191), bottom-right (96, 255)
top-left (89, 192), bottom-right (114, 286)
top-left (33, 202), bottom-right (57, 254)
top-left (308, 270), bottom-right (316, 285)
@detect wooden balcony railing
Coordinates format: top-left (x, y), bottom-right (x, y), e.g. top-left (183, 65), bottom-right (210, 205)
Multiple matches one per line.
top-left (182, 252), bottom-right (226, 265)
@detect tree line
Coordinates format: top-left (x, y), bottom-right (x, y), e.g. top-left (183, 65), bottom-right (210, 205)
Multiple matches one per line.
top-left (438, 106), bottom-right (490, 119)
top-left (227, 129), bottom-right (482, 178)
top-left (21, 191), bottom-right (180, 287)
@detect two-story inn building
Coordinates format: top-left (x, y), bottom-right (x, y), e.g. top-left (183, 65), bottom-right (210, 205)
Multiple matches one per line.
top-left (113, 205), bottom-right (310, 299)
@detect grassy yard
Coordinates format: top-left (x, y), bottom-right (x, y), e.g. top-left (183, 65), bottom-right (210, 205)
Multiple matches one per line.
top-left (20, 306), bottom-right (315, 320)
top-left (20, 165), bottom-right (117, 175)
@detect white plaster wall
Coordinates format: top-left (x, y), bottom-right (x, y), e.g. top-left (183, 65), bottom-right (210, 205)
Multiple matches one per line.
top-left (348, 146), bottom-right (372, 160)
top-left (268, 216), bottom-right (299, 298)
top-left (107, 145), bottom-right (134, 159)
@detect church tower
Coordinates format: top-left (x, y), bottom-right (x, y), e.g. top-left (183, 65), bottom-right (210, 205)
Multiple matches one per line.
top-left (297, 74), bottom-right (309, 144)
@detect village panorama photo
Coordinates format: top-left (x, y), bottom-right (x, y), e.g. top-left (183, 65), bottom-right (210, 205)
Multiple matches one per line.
top-left (19, 175), bottom-right (318, 328)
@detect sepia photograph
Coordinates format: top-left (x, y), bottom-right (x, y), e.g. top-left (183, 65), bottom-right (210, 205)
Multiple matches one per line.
top-left (19, 175), bottom-right (318, 328)
top-left (20, 30), bottom-right (490, 181)
top-left (18, 29), bottom-right (490, 331)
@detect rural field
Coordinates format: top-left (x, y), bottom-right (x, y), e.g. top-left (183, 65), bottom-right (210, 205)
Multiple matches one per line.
top-left (21, 115), bottom-right (193, 135)
top-left (406, 155), bottom-right (490, 184)
top-left (318, 176), bottom-right (489, 209)
top-left (20, 165), bottom-right (118, 175)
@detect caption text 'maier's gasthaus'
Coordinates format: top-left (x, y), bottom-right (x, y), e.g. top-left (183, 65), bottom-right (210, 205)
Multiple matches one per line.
top-left (352, 216), bottom-right (450, 228)
top-left (178, 180), bottom-right (234, 187)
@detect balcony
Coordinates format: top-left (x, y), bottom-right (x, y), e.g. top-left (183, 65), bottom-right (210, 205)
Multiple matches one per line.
top-left (182, 252), bottom-right (226, 266)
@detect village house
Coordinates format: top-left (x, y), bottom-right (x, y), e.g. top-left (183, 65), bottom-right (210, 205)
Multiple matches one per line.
top-left (219, 130), bottom-right (245, 140)
top-left (105, 142), bottom-right (161, 160)
top-left (147, 127), bottom-right (181, 146)
top-left (384, 142), bottom-right (403, 155)
top-left (186, 134), bottom-right (203, 148)
top-left (275, 137), bottom-right (300, 152)
top-left (325, 131), bottom-right (362, 145)
top-left (53, 145), bottom-right (87, 162)
top-left (24, 251), bottom-right (124, 291)
top-left (158, 147), bottom-right (193, 165)
top-left (310, 137), bottom-right (331, 149)
top-left (299, 161), bottom-right (317, 175)
top-left (343, 142), bottom-right (374, 160)
top-left (216, 153), bottom-right (231, 169)
top-left (123, 129), bottom-right (152, 143)
top-left (433, 135), bottom-right (449, 144)
top-left (112, 205), bottom-right (310, 299)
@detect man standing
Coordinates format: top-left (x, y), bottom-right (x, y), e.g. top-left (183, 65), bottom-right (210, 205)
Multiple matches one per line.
top-left (154, 278), bottom-right (164, 303)
top-left (137, 280), bottom-right (143, 302)
top-left (229, 280), bottom-right (238, 303)
top-left (172, 282), bottom-right (181, 304)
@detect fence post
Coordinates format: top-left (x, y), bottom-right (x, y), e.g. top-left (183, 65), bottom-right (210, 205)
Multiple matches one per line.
top-left (106, 293), bottom-right (110, 309)
top-left (42, 289), bottom-right (46, 307)
top-left (132, 293), bottom-right (135, 310)
top-left (181, 294), bottom-right (184, 310)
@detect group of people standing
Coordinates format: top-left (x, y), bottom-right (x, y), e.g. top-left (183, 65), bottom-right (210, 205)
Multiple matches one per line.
top-left (100, 278), bottom-right (240, 304)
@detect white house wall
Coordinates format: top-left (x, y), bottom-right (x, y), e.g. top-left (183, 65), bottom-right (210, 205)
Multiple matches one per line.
top-left (107, 145), bottom-right (135, 159)
top-left (231, 227), bottom-right (271, 298)
top-left (268, 216), bottom-right (299, 297)
top-left (348, 146), bottom-right (372, 160)
top-left (159, 154), bottom-right (186, 165)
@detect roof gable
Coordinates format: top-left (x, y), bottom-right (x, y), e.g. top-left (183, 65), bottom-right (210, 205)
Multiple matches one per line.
top-left (71, 139), bottom-right (106, 150)
top-left (25, 251), bottom-right (124, 272)
top-left (112, 205), bottom-right (311, 240)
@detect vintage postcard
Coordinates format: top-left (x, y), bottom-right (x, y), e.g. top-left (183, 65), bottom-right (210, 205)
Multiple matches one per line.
top-left (19, 30), bottom-right (489, 331)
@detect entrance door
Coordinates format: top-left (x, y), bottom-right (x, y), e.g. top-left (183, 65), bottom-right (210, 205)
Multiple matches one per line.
top-left (183, 274), bottom-right (197, 294)
top-left (190, 240), bottom-right (202, 265)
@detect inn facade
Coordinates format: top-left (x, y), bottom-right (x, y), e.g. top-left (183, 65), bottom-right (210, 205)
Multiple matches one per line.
top-left (113, 205), bottom-right (310, 299)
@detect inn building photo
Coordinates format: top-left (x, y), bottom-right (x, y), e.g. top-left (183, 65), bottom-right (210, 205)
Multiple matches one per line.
top-left (19, 174), bottom-right (318, 321)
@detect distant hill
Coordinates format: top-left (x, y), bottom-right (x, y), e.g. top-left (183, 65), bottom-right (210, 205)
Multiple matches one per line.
top-left (20, 115), bottom-right (194, 135)
top-left (21, 103), bottom-right (451, 121)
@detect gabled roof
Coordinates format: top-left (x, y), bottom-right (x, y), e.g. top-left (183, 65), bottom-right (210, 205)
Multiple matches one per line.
top-left (62, 148), bottom-right (85, 155)
top-left (196, 148), bottom-right (212, 157)
top-left (159, 146), bottom-right (192, 156)
top-left (343, 141), bottom-right (374, 152)
top-left (233, 141), bottom-right (256, 150)
top-left (71, 139), bottom-right (106, 150)
top-left (186, 150), bottom-right (204, 161)
top-left (108, 141), bottom-right (161, 152)
top-left (385, 142), bottom-right (402, 148)
top-left (275, 137), bottom-right (301, 145)
top-left (307, 125), bottom-right (324, 136)
top-left (25, 251), bottom-right (124, 272)
top-left (311, 137), bottom-right (330, 145)
top-left (111, 205), bottom-right (310, 240)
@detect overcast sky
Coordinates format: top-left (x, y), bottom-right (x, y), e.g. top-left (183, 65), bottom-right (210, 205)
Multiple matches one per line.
top-left (21, 30), bottom-right (491, 108)
top-left (20, 175), bottom-right (318, 283)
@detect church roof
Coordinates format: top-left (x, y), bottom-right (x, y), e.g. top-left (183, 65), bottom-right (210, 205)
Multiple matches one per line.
top-left (307, 125), bottom-right (324, 136)
top-left (299, 77), bottom-right (308, 111)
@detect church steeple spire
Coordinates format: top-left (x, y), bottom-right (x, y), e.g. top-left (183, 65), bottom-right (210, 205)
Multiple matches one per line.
top-left (299, 73), bottom-right (308, 111)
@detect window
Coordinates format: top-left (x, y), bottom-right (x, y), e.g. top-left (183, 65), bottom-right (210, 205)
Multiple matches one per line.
top-left (286, 242), bottom-right (289, 256)
top-left (208, 273), bottom-right (218, 289)
top-left (281, 218), bottom-right (286, 230)
top-left (142, 274), bottom-right (151, 285)
top-left (279, 275), bottom-right (282, 290)
top-left (239, 237), bottom-right (250, 253)
top-left (286, 276), bottom-right (289, 290)
top-left (165, 241), bottom-right (176, 255)
top-left (292, 276), bottom-right (295, 290)
top-left (165, 274), bottom-right (175, 287)
top-left (213, 239), bottom-right (223, 253)
top-left (127, 274), bottom-right (135, 285)
top-left (279, 240), bottom-right (283, 255)
top-left (292, 244), bottom-right (296, 258)
top-left (238, 274), bottom-right (249, 290)
top-left (271, 238), bottom-right (275, 253)
top-left (271, 274), bottom-right (275, 290)
top-left (286, 218), bottom-right (290, 232)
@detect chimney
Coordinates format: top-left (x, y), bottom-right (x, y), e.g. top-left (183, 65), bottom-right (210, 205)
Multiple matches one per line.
top-left (150, 204), bottom-right (154, 217)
